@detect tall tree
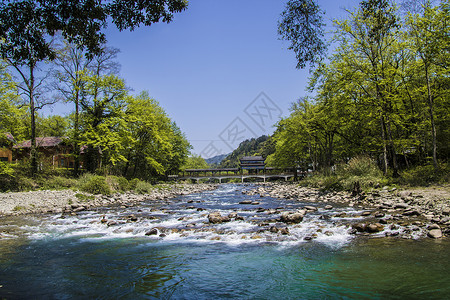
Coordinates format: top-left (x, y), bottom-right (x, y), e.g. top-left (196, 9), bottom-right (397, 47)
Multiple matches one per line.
top-left (406, 1), bottom-right (449, 171)
top-left (334, 0), bottom-right (402, 176)
top-left (79, 72), bottom-right (129, 172)
top-left (278, 0), bottom-right (326, 69)
top-left (54, 42), bottom-right (120, 175)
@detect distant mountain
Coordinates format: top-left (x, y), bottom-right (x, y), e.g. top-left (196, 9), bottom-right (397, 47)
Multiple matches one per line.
top-left (219, 135), bottom-right (275, 168)
top-left (205, 153), bottom-right (229, 166)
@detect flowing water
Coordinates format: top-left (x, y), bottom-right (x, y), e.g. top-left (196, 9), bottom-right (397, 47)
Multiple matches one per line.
top-left (0, 184), bottom-right (449, 299)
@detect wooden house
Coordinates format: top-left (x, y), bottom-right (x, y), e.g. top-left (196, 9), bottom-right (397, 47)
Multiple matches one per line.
top-left (13, 137), bottom-right (75, 168)
top-left (0, 133), bottom-right (16, 163)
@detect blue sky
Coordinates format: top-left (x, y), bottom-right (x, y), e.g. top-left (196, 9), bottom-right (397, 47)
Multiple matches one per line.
top-left (48, 0), bottom-right (360, 158)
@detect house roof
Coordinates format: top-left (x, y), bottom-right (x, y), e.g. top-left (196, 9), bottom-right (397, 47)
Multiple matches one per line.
top-left (13, 137), bottom-right (66, 149)
top-left (1, 132), bottom-right (16, 144)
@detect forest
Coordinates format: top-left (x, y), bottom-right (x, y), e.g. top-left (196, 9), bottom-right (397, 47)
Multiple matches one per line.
top-left (267, 0), bottom-right (449, 184)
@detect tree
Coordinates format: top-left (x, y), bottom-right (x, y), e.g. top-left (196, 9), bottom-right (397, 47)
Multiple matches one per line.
top-left (278, 0), bottom-right (326, 69)
top-left (334, 0), bottom-right (402, 176)
top-left (122, 92), bottom-right (190, 179)
top-left (4, 55), bottom-right (57, 175)
top-left (54, 42), bottom-right (120, 175)
top-left (406, 1), bottom-right (449, 171)
top-left (0, 62), bottom-right (27, 140)
top-left (37, 115), bottom-right (69, 137)
top-left (78, 72), bottom-right (129, 172)
top-left (182, 154), bottom-right (209, 170)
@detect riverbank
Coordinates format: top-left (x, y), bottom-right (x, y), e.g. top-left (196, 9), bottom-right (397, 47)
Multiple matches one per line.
top-left (0, 183), bottom-right (218, 216)
top-left (244, 182), bottom-right (450, 239)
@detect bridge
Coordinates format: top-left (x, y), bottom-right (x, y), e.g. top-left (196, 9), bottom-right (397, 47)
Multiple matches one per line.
top-left (172, 167), bottom-right (301, 183)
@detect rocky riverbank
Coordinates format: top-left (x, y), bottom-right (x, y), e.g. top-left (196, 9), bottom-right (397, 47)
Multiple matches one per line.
top-left (242, 183), bottom-right (450, 239)
top-left (0, 184), bottom-right (218, 216)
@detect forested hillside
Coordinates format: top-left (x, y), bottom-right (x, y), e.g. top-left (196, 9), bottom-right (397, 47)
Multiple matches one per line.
top-left (219, 136), bottom-right (275, 168)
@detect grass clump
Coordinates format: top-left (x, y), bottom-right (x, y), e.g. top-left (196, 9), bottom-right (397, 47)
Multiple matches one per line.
top-left (13, 205), bottom-right (26, 211)
top-left (75, 193), bottom-right (95, 202)
top-left (38, 176), bottom-right (78, 190)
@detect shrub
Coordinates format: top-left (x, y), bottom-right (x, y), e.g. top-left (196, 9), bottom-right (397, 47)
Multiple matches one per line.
top-left (336, 156), bottom-right (382, 178)
top-left (106, 176), bottom-right (129, 193)
top-left (128, 178), bottom-right (140, 190)
top-left (134, 180), bottom-right (154, 194)
top-left (78, 174), bottom-right (111, 195)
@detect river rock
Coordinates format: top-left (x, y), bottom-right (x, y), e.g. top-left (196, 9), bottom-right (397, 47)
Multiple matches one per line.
top-left (239, 200), bottom-right (253, 205)
top-left (428, 224), bottom-right (440, 230)
top-left (279, 227), bottom-right (289, 235)
top-left (208, 212), bottom-right (230, 224)
top-left (427, 229), bottom-right (443, 239)
top-left (73, 206), bottom-right (86, 213)
top-left (304, 206), bottom-right (317, 212)
top-left (395, 203), bottom-right (409, 209)
top-left (366, 223), bottom-right (384, 233)
top-left (145, 228), bottom-right (158, 236)
top-left (280, 211), bottom-right (304, 224)
top-left (107, 220), bottom-right (117, 226)
top-left (324, 205), bottom-right (333, 210)
top-left (352, 223), bottom-right (366, 232)
top-left (127, 214), bottom-right (138, 222)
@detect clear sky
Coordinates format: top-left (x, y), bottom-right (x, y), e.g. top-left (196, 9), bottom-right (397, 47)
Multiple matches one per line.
top-left (48, 0), bottom-right (360, 158)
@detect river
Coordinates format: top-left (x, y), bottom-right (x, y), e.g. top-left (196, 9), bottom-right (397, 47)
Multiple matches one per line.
top-left (0, 184), bottom-right (449, 299)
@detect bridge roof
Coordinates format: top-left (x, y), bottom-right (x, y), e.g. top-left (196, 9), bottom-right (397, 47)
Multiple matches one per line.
top-left (184, 168), bottom-right (239, 173)
top-left (240, 156), bottom-right (264, 162)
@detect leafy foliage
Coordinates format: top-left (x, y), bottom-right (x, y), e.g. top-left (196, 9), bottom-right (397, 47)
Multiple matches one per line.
top-left (0, 0), bottom-right (188, 62)
top-left (278, 0), bottom-right (326, 69)
top-left (271, 0), bottom-right (449, 184)
top-left (78, 174), bottom-right (111, 195)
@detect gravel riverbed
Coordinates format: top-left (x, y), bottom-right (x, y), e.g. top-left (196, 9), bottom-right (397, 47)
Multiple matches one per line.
top-left (0, 184), bottom-right (218, 216)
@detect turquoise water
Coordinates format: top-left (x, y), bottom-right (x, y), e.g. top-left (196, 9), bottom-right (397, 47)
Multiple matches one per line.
top-left (0, 185), bottom-right (449, 299)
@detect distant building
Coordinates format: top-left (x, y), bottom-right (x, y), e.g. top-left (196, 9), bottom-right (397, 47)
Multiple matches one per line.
top-left (0, 133), bottom-right (16, 163)
top-left (239, 156), bottom-right (266, 170)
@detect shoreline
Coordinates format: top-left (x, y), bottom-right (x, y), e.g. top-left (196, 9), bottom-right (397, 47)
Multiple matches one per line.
top-left (0, 183), bottom-right (218, 216)
top-left (1, 182), bottom-right (448, 240)
top-left (244, 182), bottom-right (450, 239)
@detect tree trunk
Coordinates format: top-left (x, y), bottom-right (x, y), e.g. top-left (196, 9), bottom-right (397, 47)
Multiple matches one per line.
top-left (29, 63), bottom-right (38, 176)
top-left (385, 115), bottom-right (399, 177)
top-left (425, 65), bottom-right (438, 171)
top-left (380, 116), bottom-right (389, 176)
top-left (73, 89), bottom-right (80, 176)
